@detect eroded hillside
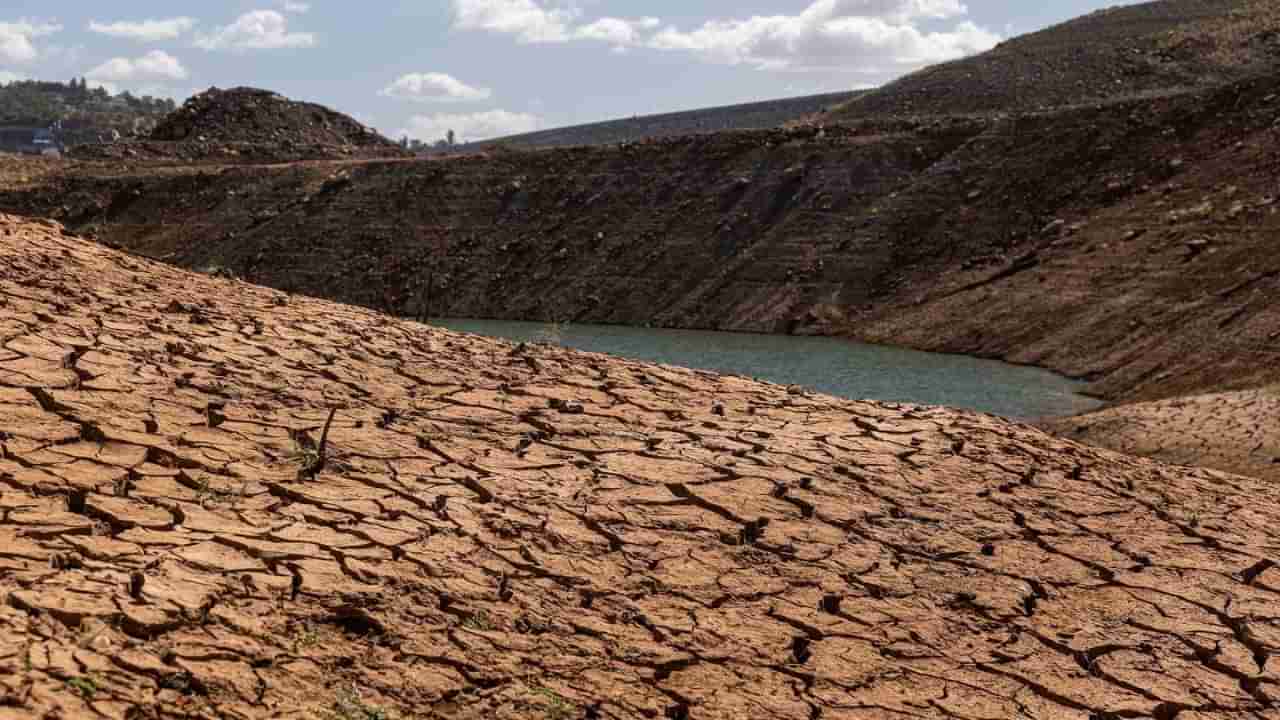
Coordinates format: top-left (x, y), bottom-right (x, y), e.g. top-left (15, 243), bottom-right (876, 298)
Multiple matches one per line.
top-left (3, 73), bottom-right (1279, 404)
top-left (2, 212), bottom-right (1279, 718)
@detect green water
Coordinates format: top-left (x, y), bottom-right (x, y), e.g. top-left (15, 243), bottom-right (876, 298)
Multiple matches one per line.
top-left (434, 319), bottom-right (1103, 420)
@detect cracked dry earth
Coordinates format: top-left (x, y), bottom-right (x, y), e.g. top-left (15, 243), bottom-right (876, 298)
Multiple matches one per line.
top-left (1, 212), bottom-right (1279, 720)
top-left (1042, 389), bottom-right (1280, 484)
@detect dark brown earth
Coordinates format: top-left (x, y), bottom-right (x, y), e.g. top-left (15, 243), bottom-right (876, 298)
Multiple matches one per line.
top-left (829, 0), bottom-right (1280, 121)
top-left (4, 211), bottom-right (1280, 719)
top-left (69, 87), bottom-right (406, 164)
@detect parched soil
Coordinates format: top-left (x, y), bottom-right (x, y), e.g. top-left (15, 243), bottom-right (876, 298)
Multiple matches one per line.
top-left (3, 211), bottom-right (1280, 719)
top-left (1041, 387), bottom-right (1280, 482)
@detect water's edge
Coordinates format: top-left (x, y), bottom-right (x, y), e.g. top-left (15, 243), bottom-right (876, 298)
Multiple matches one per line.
top-left (433, 318), bottom-right (1104, 421)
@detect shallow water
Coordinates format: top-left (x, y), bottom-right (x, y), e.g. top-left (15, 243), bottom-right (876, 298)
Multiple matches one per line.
top-left (434, 319), bottom-right (1104, 420)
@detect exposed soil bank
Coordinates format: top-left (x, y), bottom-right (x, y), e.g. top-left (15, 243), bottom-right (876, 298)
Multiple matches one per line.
top-left (3, 212), bottom-right (1280, 719)
top-left (4, 76), bottom-right (1278, 410)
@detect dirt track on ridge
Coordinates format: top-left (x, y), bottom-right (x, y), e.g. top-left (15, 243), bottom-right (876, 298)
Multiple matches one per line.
top-left (2, 212), bottom-right (1280, 718)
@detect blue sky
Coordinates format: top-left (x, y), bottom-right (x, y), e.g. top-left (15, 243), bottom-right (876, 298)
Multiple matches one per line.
top-left (1, 1), bottom-right (1144, 142)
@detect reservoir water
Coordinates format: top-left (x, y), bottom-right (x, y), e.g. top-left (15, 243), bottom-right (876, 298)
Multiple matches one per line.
top-left (433, 319), bottom-right (1103, 420)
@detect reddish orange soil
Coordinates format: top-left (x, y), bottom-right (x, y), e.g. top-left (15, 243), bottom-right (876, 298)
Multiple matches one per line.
top-left (1, 212), bottom-right (1279, 719)
top-left (1042, 387), bottom-right (1280, 482)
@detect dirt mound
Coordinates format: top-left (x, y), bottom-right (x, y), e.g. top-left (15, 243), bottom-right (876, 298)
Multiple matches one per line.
top-left (70, 87), bottom-right (406, 163)
top-left (149, 87), bottom-right (385, 146)
top-left (2, 211), bottom-right (1279, 718)
top-left (830, 0), bottom-right (1280, 121)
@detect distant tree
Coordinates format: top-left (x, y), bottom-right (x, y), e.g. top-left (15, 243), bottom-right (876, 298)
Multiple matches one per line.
top-left (446, 129), bottom-right (456, 147)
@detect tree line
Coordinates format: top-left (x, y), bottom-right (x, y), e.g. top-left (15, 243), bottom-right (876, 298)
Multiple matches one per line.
top-left (0, 78), bottom-right (176, 139)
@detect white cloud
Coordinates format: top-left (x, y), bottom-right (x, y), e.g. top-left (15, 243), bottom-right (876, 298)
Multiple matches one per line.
top-left (399, 110), bottom-right (542, 143)
top-left (195, 10), bottom-right (316, 51)
top-left (88, 17), bottom-right (196, 42)
top-left (451, 1), bottom-right (660, 49)
top-left (575, 17), bottom-right (659, 47)
top-left (380, 73), bottom-right (492, 103)
top-left (451, 0), bottom-right (998, 73)
top-left (452, 0), bottom-right (575, 44)
top-left (647, 0), bottom-right (999, 72)
top-left (0, 20), bottom-right (62, 64)
top-left (282, 1), bottom-right (311, 14)
top-left (86, 50), bottom-right (189, 84)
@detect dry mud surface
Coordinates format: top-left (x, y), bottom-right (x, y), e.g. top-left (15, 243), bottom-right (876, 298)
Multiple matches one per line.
top-left (2, 212), bottom-right (1280, 719)
top-left (1043, 388), bottom-right (1280, 483)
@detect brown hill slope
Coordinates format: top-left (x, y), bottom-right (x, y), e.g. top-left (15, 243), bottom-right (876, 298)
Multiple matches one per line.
top-left (3, 211), bottom-right (1280, 718)
top-left (454, 91), bottom-right (865, 151)
top-left (830, 0), bottom-right (1280, 121)
top-left (4, 73), bottom-right (1279, 406)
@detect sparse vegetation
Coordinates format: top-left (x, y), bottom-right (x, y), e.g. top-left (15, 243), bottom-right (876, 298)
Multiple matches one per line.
top-left (66, 676), bottom-right (98, 699)
top-left (290, 623), bottom-right (322, 651)
top-left (329, 686), bottom-right (390, 720)
top-left (533, 687), bottom-right (574, 720)
top-left (463, 609), bottom-right (494, 631)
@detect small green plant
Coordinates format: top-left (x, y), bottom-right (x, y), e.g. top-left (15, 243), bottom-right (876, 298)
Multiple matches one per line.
top-left (291, 623), bottom-right (322, 651)
top-left (533, 687), bottom-right (574, 720)
top-left (290, 409), bottom-right (338, 479)
top-left (463, 610), bottom-right (493, 631)
top-left (329, 686), bottom-right (390, 720)
top-left (67, 676), bottom-right (98, 699)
